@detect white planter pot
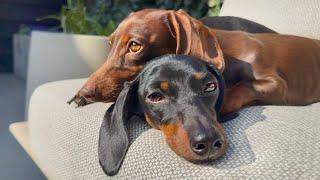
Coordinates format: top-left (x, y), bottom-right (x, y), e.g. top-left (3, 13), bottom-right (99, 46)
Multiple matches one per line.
top-left (13, 34), bottom-right (31, 80)
top-left (26, 31), bottom-right (108, 115)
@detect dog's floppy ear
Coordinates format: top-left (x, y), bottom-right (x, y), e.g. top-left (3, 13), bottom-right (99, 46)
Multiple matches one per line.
top-left (165, 9), bottom-right (225, 72)
top-left (98, 79), bottom-right (139, 176)
top-left (206, 64), bottom-right (225, 112)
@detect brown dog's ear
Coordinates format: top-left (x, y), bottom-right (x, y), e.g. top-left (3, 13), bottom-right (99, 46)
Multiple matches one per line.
top-left (98, 79), bottom-right (140, 176)
top-left (165, 9), bottom-right (225, 72)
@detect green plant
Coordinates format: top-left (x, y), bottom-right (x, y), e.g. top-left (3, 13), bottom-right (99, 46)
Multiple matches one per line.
top-left (16, 24), bottom-right (32, 35)
top-left (89, 0), bottom-right (222, 25)
top-left (37, 0), bottom-right (222, 36)
top-left (38, 0), bottom-right (116, 36)
top-left (207, 0), bottom-right (222, 16)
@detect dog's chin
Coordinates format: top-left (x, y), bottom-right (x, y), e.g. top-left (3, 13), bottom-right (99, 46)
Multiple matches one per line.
top-left (207, 146), bottom-right (227, 161)
top-left (169, 140), bottom-right (227, 163)
top-left (183, 150), bottom-right (226, 163)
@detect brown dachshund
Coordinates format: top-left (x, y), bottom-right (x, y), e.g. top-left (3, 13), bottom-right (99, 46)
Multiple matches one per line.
top-left (69, 9), bottom-right (320, 115)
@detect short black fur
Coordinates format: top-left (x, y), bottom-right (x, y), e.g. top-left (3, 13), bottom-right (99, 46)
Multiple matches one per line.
top-left (200, 16), bottom-right (276, 34)
top-left (98, 55), bottom-right (225, 176)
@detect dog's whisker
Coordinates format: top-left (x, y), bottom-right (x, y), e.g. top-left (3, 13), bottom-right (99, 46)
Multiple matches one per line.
top-left (67, 95), bottom-right (77, 105)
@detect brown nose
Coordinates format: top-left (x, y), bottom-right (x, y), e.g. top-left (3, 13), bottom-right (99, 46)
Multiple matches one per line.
top-left (190, 133), bottom-right (223, 156)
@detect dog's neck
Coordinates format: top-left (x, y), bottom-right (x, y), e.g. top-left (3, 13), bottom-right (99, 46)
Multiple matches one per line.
top-left (212, 29), bottom-right (258, 60)
top-left (208, 29), bottom-right (257, 87)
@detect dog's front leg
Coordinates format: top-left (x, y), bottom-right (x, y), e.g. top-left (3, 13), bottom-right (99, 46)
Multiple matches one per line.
top-left (221, 76), bottom-right (288, 115)
top-left (220, 82), bottom-right (257, 115)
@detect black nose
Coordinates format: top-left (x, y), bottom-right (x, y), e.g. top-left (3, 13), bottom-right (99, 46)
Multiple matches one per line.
top-left (190, 134), bottom-right (209, 155)
top-left (212, 139), bottom-right (222, 151)
top-left (190, 134), bottom-right (222, 156)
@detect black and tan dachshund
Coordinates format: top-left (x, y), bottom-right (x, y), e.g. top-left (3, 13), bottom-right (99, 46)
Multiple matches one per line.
top-left (98, 55), bottom-right (226, 176)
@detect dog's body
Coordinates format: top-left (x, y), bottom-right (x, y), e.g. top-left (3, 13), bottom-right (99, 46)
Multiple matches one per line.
top-left (200, 16), bottom-right (276, 33)
top-left (99, 55), bottom-right (226, 175)
top-left (70, 9), bottom-right (320, 115)
top-left (216, 30), bottom-right (320, 113)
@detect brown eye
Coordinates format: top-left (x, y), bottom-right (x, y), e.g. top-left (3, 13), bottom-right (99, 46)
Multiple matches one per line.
top-left (147, 92), bottom-right (165, 103)
top-left (129, 41), bottom-right (142, 53)
top-left (204, 82), bottom-right (216, 92)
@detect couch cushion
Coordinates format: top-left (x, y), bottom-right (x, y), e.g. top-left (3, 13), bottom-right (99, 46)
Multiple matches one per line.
top-left (220, 0), bottom-right (320, 39)
top-left (28, 79), bottom-right (320, 179)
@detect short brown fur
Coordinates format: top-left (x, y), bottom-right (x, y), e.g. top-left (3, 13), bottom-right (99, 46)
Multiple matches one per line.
top-left (72, 9), bottom-right (320, 116)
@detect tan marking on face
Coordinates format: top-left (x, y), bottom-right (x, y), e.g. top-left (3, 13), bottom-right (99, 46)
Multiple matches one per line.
top-left (194, 72), bottom-right (205, 80)
top-left (159, 119), bottom-right (227, 161)
top-left (159, 121), bottom-right (198, 161)
top-left (121, 35), bottom-right (130, 44)
top-left (160, 80), bottom-right (169, 91)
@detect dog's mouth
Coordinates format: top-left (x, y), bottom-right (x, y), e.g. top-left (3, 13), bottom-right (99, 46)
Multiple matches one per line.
top-left (67, 91), bottom-right (119, 107)
top-left (161, 122), bottom-right (227, 163)
top-left (172, 140), bottom-right (227, 163)
top-left (67, 95), bottom-right (95, 107)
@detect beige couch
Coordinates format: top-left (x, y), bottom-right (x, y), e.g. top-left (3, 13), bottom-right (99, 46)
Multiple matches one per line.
top-left (11, 0), bottom-right (320, 179)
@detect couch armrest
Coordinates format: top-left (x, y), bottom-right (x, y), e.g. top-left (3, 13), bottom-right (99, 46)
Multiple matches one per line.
top-left (26, 31), bottom-right (108, 115)
top-left (9, 122), bottom-right (51, 179)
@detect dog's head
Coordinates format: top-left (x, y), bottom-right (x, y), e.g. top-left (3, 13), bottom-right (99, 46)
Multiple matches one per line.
top-left (69, 9), bottom-right (224, 106)
top-left (98, 55), bottom-right (226, 176)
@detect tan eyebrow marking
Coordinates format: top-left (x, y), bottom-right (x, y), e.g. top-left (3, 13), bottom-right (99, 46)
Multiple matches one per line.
top-left (120, 35), bottom-right (130, 43)
top-left (160, 80), bottom-right (169, 91)
top-left (194, 72), bottom-right (205, 80)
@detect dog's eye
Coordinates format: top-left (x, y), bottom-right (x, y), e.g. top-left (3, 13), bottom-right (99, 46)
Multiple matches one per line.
top-left (129, 41), bottom-right (142, 53)
top-left (204, 82), bottom-right (216, 92)
top-left (147, 92), bottom-right (165, 103)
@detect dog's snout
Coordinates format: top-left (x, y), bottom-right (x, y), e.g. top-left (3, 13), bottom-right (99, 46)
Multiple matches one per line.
top-left (190, 133), bottom-right (223, 156)
top-left (79, 86), bottom-right (95, 98)
top-left (68, 86), bottom-right (96, 106)
top-left (212, 139), bottom-right (222, 150)
top-left (190, 133), bottom-right (210, 155)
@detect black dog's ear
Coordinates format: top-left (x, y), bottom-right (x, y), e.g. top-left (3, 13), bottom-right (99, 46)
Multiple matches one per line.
top-left (98, 80), bottom-right (139, 176)
top-left (206, 64), bottom-right (225, 111)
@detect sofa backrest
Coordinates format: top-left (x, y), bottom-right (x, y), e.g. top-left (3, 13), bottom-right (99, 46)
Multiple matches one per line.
top-left (220, 0), bottom-right (320, 39)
